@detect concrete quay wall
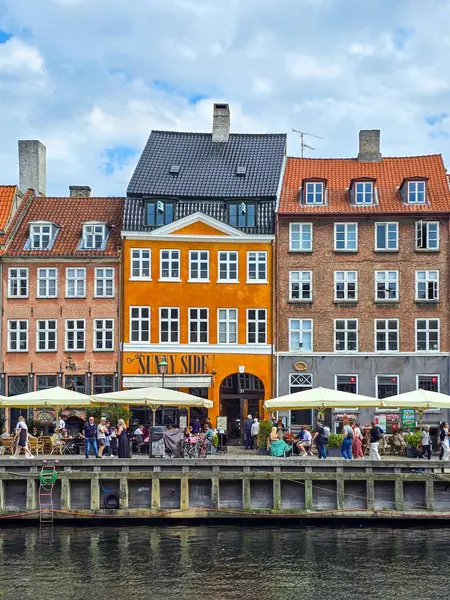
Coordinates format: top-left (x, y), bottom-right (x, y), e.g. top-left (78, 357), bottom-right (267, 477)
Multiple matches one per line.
top-left (1, 458), bottom-right (450, 520)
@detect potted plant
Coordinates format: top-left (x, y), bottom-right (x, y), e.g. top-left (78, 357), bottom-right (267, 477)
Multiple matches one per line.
top-left (404, 431), bottom-right (422, 458)
top-left (257, 420), bottom-right (272, 455)
top-left (326, 433), bottom-right (343, 457)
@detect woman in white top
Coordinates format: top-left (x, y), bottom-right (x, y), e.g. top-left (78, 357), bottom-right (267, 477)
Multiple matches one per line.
top-left (13, 416), bottom-right (34, 458)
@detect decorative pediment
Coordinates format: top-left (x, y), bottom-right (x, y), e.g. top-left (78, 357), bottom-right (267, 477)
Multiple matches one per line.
top-left (149, 212), bottom-right (247, 238)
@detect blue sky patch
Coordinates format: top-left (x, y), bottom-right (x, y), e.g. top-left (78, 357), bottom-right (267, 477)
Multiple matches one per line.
top-left (425, 113), bottom-right (449, 126)
top-left (102, 145), bottom-right (137, 175)
top-left (0, 30), bottom-right (12, 44)
top-left (153, 79), bottom-right (209, 104)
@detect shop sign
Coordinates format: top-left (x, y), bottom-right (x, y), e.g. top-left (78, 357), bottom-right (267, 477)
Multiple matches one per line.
top-left (374, 414), bottom-right (387, 431)
top-left (401, 408), bottom-right (416, 428)
top-left (126, 353), bottom-right (210, 375)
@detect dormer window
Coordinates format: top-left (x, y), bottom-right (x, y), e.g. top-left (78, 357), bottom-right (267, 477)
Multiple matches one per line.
top-left (228, 202), bottom-right (256, 227)
top-left (407, 180), bottom-right (426, 204)
top-left (80, 222), bottom-right (108, 250)
top-left (144, 200), bottom-right (174, 227)
top-left (353, 181), bottom-right (373, 205)
top-left (304, 181), bottom-right (324, 205)
top-left (25, 221), bottom-right (58, 250)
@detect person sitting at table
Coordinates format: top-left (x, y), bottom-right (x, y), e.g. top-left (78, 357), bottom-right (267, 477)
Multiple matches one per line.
top-left (51, 428), bottom-right (64, 450)
top-left (393, 428), bottom-right (406, 450)
top-left (31, 427), bottom-right (39, 438)
top-left (134, 424), bottom-right (144, 436)
top-left (185, 426), bottom-right (193, 439)
top-left (268, 427), bottom-right (292, 457)
top-left (204, 424), bottom-right (214, 441)
top-left (1, 429), bottom-right (10, 439)
top-left (296, 426), bottom-right (313, 457)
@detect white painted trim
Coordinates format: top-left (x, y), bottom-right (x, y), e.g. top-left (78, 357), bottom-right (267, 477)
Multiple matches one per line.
top-left (289, 222), bottom-right (313, 252)
top-left (123, 374), bottom-right (213, 389)
top-left (374, 221), bottom-right (399, 251)
top-left (147, 211), bottom-right (248, 237)
top-left (129, 305), bottom-right (151, 344)
top-left (64, 318), bottom-right (86, 352)
top-left (188, 307), bottom-right (209, 345)
top-left (93, 317), bottom-right (115, 352)
top-left (416, 373), bottom-right (440, 392)
top-left (65, 266), bottom-right (86, 299)
top-left (276, 351), bottom-right (449, 357)
top-left (375, 373), bottom-right (400, 399)
top-left (35, 318), bottom-right (58, 353)
top-left (159, 306), bottom-right (180, 344)
top-left (246, 250), bottom-right (268, 284)
top-left (288, 317), bottom-right (313, 352)
top-left (130, 247), bottom-right (152, 281)
top-left (217, 307), bottom-right (238, 345)
top-left (246, 308), bottom-right (267, 345)
top-left (122, 342), bottom-right (273, 355)
top-left (334, 222), bottom-right (358, 252)
top-left (415, 317), bottom-right (440, 352)
top-left (334, 317), bottom-right (358, 352)
top-left (122, 233), bottom-right (274, 243)
top-left (188, 249), bottom-right (210, 282)
top-left (374, 318), bottom-right (400, 353)
top-left (7, 266), bottom-right (29, 299)
top-left (334, 373), bottom-right (359, 394)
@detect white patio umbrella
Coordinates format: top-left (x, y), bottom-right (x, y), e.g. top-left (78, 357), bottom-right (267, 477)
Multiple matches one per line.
top-left (1, 386), bottom-right (92, 409)
top-left (380, 389), bottom-right (450, 422)
top-left (92, 386), bottom-right (213, 425)
top-left (264, 386), bottom-right (379, 412)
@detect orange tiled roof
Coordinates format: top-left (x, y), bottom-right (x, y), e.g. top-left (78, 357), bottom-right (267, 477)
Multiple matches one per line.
top-left (4, 193), bottom-right (124, 257)
top-left (279, 155), bottom-right (450, 215)
top-left (0, 185), bottom-right (18, 230)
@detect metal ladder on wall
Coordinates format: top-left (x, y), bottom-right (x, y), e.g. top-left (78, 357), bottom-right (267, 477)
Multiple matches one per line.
top-left (39, 465), bottom-right (58, 527)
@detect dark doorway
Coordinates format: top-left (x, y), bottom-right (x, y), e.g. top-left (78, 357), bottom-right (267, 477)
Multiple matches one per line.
top-left (219, 373), bottom-right (264, 443)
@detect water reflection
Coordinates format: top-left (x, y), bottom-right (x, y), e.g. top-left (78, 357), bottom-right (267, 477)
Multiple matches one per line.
top-left (0, 525), bottom-right (449, 599)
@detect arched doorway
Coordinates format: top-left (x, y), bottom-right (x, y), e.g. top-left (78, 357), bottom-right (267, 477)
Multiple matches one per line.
top-left (219, 373), bottom-right (264, 441)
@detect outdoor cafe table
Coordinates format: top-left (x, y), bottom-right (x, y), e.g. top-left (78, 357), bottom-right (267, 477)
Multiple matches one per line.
top-left (61, 437), bottom-right (84, 455)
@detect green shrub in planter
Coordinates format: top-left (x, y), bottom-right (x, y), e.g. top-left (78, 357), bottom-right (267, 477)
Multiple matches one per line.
top-left (327, 433), bottom-right (343, 448)
top-left (405, 431), bottom-right (421, 448)
top-left (257, 420), bottom-right (272, 450)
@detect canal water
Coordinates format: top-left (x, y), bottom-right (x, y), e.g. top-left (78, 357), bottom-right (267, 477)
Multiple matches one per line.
top-left (0, 525), bottom-right (446, 599)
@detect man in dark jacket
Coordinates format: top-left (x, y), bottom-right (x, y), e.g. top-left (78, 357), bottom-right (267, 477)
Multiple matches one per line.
top-left (82, 415), bottom-right (99, 458)
top-left (244, 415), bottom-right (253, 449)
top-left (191, 417), bottom-right (201, 435)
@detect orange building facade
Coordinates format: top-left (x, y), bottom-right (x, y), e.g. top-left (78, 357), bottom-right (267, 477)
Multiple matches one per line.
top-left (122, 214), bottom-right (274, 433)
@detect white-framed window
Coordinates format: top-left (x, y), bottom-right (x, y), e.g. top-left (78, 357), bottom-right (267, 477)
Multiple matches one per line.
top-left (130, 306), bottom-right (150, 343)
top-left (334, 223), bottom-right (358, 251)
top-left (334, 319), bottom-right (358, 352)
top-left (290, 373), bottom-right (313, 393)
top-left (94, 319), bottom-right (114, 351)
top-left (416, 270), bottom-right (439, 301)
top-left (247, 251), bottom-right (267, 282)
top-left (375, 270), bottom-right (399, 301)
top-left (37, 268), bottom-right (57, 298)
top-left (189, 250), bottom-right (209, 281)
top-left (8, 268), bottom-right (28, 298)
top-left (289, 223), bottom-right (312, 252)
top-left (7, 320), bottom-right (28, 352)
top-left (289, 271), bottom-right (312, 301)
top-left (289, 318), bottom-right (313, 352)
top-left (334, 271), bottom-right (357, 301)
top-left (407, 181), bottom-right (426, 204)
top-left (81, 223), bottom-right (107, 249)
top-left (416, 221), bottom-right (439, 250)
top-left (335, 374), bottom-right (358, 394)
top-left (376, 375), bottom-right (399, 399)
top-left (66, 268), bottom-right (86, 298)
top-left (218, 251), bottom-right (238, 282)
top-left (36, 320), bottom-right (57, 352)
top-left (375, 319), bottom-right (399, 352)
top-left (131, 249), bottom-right (151, 280)
top-left (160, 249), bottom-right (180, 280)
top-left (247, 309), bottom-right (267, 344)
top-left (417, 374), bottom-right (439, 392)
top-left (304, 181), bottom-right (324, 205)
top-left (375, 222), bottom-right (399, 251)
top-left (416, 319), bottom-right (440, 352)
top-left (27, 222), bottom-right (57, 250)
top-left (189, 308), bottom-right (208, 344)
top-left (354, 181), bottom-right (373, 205)
top-left (160, 307), bottom-right (180, 343)
top-left (218, 308), bottom-right (238, 344)
top-left (65, 319), bottom-right (86, 351)
top-left (94, 267), bottom-right (114, 297)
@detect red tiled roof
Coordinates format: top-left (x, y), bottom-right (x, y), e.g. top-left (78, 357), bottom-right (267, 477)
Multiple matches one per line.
top-left (0, 185), bottom-right (18, 230)
top-left (4, 193), bottom-right (124, 257)
top-left (279, 155), bottom-right (450, 215)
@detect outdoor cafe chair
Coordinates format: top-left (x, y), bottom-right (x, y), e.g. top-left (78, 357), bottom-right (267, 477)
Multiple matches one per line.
top-left (50, 436), bottom-right (64, 455)
top-left (28, 437), bottom-right (39, 456)
top-left (0, 438), bottom-right (15, 455)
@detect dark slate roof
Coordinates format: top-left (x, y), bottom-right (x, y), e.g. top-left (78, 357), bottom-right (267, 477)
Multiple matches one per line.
top-left (127, 131), bottom-right (287, 198)
top-left (123, 198), bottom-right (275, 234)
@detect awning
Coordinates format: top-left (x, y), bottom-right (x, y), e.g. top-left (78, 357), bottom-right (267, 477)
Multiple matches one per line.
top-left (122, 375), bottom-right (213, 389)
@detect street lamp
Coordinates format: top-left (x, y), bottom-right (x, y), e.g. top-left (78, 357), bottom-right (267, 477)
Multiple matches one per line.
top-left (157, 356), bottom-right (168, 388)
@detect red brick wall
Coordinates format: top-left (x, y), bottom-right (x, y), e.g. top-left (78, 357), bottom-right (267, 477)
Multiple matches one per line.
top-left (276, 217), bottom-right (449, 353)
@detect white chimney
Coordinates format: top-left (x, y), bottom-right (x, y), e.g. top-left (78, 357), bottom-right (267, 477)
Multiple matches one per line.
top-left (18, 140), bottom-right (46, 195)
top-left (212, 103), bottom-right (230, 143)
top-left (358, 130), bottom-right (381, 162)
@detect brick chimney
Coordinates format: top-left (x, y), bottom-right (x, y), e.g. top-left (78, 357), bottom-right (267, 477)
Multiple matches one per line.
top-left (212, 103), bottom-right (230, 143)
top-left (358, 130), bottom-right (381, 162)
top-left (18, 140), bottom-right (46, 195)
top-left (69, 186), bottom-right (91, 198)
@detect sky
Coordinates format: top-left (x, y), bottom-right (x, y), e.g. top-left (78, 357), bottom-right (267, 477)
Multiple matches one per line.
top-left (0, 0), bottom-right (450, 196)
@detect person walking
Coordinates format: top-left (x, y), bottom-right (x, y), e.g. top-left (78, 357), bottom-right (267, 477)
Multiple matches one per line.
top-left (12, 416), bottom-right (34, 459)
top-left (104, 420), bottom-right (112, 457)
top-left (352, 422), bottom-right (364, 459)
top-left (341, 418), bottom-right (353, 460)
top-left (244, 415), bottom-right (253, 449)
top-left (439, 422), bottom-right (447, 460)
top-left (369, 421), bottom-right (383, 460)
top-left (312, 419), bottom-right (329, 459)
top-left (441, 422), bottom-right (450, 461)
top-left (420, 426), bottom-right (432, 460)
top-left (117, 418), bottom-right (131, 458)
top-left (82, 415), bottom-right (99, 459)
top-left (251, 418), bottom-right (260, 449)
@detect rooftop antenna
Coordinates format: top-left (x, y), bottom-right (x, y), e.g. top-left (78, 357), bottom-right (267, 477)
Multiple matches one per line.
top-left (292, 129), bottom-right (323, 158)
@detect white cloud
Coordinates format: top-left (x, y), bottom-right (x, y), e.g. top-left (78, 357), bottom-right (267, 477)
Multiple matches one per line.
top-left (1, 0), bottom-right (450, 194)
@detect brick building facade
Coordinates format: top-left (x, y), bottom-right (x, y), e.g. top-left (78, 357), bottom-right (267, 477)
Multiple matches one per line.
top-left (276, 130), bottom-right (450, 431)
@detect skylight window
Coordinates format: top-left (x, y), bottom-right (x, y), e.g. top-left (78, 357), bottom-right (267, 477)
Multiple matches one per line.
top-left (25, 222), bottom-right (58, 251)
top-left (236, 166), bottom-right (246, 176)
top-left (169, 165), bottom-right (180, 174)
top-left (80, 223), bottom-right (108, 250)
